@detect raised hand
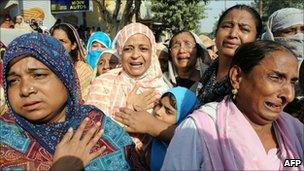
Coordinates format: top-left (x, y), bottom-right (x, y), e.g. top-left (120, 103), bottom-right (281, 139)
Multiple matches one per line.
top-left (51, 118), bottom-right (106, 170)
top-left (126, 84), bottom-right (158, 111)
top-left (114, 106), bottom-right (153, 134)
top-left (115, 106), bottom-right (176, 142)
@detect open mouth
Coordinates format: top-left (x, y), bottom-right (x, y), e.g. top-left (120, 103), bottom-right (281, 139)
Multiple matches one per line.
top-left (177, 57), bottom-right (190, 61)
top-left (265, 102), bottom-right (283, 113)
top-left (130, 62), bottom-right (143, 69)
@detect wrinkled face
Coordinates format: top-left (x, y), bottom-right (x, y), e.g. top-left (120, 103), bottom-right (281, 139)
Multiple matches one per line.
top-left (274, 24), bottom-right (304, 38)
top-left (232, 50), bottom-right (298, 125)
top-left (7, 57), bottom-right (68, 123)
top-left (52, 29), bottom-right (76, 53)
top-left (170, 32), bottom-right (197, 70)
top-left (91, 41), bottom-right (106, 51)
top-left (153, 96), bottom-right (177, 125)
top-left (97, 53), bottom-right (120, 76)
top-left (121, 34), bottom-right (152, 77)
top-left (216, 9), bottom-right (257, 58)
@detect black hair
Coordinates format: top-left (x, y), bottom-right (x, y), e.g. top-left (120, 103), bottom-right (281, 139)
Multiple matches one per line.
top-left (50, 23), bottom-right (78, 62)
top-left (216, 4), bottom-right (262, 39)
top-left (161, 92), bottom-right (177, 110)
top-left (230, 40), bottom-right (297, 75)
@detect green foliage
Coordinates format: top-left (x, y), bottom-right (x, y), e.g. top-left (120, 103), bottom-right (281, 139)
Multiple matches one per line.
top-left (251, 0), bottom-right (303, 33)
top-left (253, 0), bottom-right (304, 19)
top-left (151, 0), bottom-right (208, 35)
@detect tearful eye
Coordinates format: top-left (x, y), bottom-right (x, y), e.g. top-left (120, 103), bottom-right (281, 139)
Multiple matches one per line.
top-left (140, 47), bottom-right (149, 51)
top-left (123, 47), bottom-right (133, 52)
top-left (221, 24), bottom-right (232, 28)
top-left (269, 75), bottom-right (280, 80)
top-left (8, 78), bottom-right (19, 86)
top-left (171, 43), bottom-right (181, 50)
top-left (241, 28), bottom-right (250, 33)
top-left (33, 73), bottom-right (47, 79)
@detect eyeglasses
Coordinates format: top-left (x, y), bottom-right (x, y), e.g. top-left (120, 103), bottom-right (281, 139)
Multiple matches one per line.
top-left (171, 41), bottom-right (195, 51)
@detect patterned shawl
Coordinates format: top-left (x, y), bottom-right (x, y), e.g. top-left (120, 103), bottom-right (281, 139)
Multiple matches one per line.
top-left (197, 59), bottom-right (231, 105)
top-left (1, 33), bottom-right (144, 170)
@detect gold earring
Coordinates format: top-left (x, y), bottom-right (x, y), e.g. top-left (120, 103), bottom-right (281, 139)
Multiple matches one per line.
top-left (232, 89), bottom-right (238, 100)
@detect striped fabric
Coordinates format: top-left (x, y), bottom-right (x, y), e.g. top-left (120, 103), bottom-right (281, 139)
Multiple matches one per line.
top-left (86, 23), bottom-right (169, 152)
top-left (75, 61), bottom-right (93, 102)
top-left (87, 23), bottom-right (169, 116)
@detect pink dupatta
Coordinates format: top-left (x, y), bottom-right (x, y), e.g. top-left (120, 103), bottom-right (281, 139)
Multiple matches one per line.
top-left (191, 97), bottom-right (304, 170)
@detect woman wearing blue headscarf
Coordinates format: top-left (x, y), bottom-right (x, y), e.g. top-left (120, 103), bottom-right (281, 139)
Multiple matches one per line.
top-left (0, 33), bottom-right (144, 170)
top-left (150, 87), bottom-right (197, 171)
top-left (115, 87), bottom-right (197, 170)
top-left (86, 32), bottom-right (112, 69)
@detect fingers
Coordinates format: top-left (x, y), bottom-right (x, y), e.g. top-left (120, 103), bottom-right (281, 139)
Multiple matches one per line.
top-left (145, 96), bottom-right (158, 109)
top-left (120, 107), bottom-right (134, 115)
top-left (58, 127), bottom-right (73, 146)
top-left (144, 90), bottom-right (157, 101)
top-left (146, 102), bottom-right (156, 110)
top-left (87, 128), bottom-right (103, 150)
top-left (88, 146), bottom-right (106, 162)
top-left (73, 117), bottom-right (89, 140)
top-left (142, 89), bottom-right (155, 98)
top-left (124, 126), bottom-right (135, 133)
top-left (133, 105), bottom-right (143, 112)
top-left (81, 122), bottom-right (101, 145)
top-left (114, 112), bottom-right (127, 124)
top-left (130, 83), bottom-right (140, 94)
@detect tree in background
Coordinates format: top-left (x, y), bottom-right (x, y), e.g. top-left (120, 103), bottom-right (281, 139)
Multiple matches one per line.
top-left (151, 0), bottom-right (208, 36)
top-left (253, 0), bottom-right (303, 25)
top-left (94, 0), bottom-right (142, 37)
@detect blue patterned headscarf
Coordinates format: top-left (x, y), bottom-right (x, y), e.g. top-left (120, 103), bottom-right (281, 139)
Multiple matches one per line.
top-left (86, 31), bottom-right (112, 69)
top-left (150, 87), bottom-right (198, 171)
top-left (2, 32), bottom-right (89, 153)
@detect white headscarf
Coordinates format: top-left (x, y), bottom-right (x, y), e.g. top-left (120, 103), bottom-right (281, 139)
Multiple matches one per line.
top-left (263, 8), bottom-right (304, 61)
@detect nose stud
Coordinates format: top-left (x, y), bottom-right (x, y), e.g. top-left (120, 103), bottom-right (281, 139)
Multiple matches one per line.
top-left (29, 87), bottom-right (37, 93)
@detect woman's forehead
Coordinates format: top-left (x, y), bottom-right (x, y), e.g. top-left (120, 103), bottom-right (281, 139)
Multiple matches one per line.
top-left (255, 50), bottom-right (298, 76)
top-left (172, 32), bottom-right (195, 42)
top-left (125, 34), bottom-right (151, 45)
top-left (9, 56), bottom-right (48, 71)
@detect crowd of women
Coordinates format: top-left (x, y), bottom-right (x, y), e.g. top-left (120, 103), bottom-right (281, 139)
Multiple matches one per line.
top-left (0, 4), bottom-right (303, 170)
